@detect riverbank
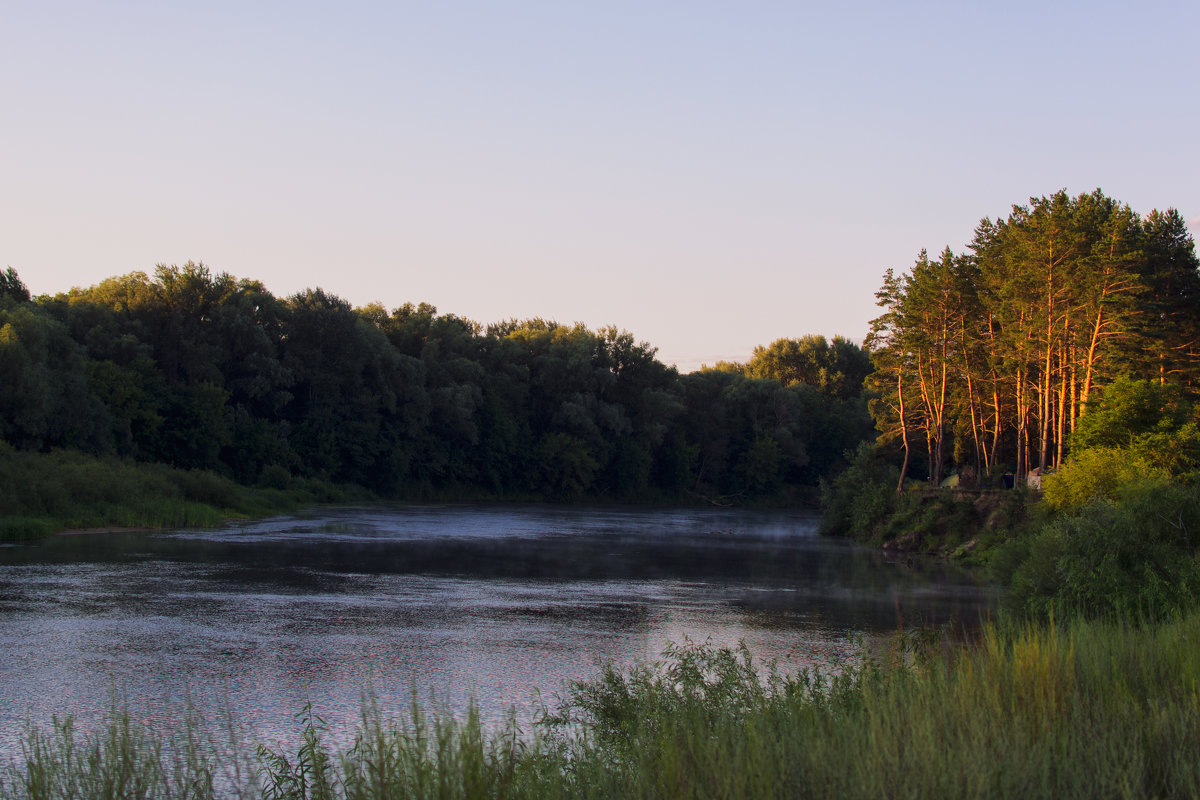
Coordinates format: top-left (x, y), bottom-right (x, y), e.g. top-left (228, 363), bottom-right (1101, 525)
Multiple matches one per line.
top-left (0, 447), bottom-right (823, 542)
top-left (1, 613), bottom-right (1196, 799)
top-left (821, 444), bottom-right (1200, 621)
top-left (0, 447), bottom-right (373, 541)
top-left (818, 447), bottom-right (1035, 563)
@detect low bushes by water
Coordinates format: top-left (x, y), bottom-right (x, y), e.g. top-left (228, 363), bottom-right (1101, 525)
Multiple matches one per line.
top-left (2, 616), bottom-right (1198, 799)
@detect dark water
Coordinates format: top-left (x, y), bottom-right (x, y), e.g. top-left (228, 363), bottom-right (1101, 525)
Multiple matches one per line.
top-left (0, 504), bottom-right (996, 752)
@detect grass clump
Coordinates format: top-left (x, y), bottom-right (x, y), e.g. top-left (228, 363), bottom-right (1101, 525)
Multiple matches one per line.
top-left (2, 617), bottom-right (1198, 799)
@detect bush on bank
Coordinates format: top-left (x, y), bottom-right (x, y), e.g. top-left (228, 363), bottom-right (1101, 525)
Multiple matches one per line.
top-left (998, 479), bottom-right (1200, 620)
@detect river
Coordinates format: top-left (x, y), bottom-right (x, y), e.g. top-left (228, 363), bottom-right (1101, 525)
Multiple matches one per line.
top-left (0, 504), bottom-right (995, 754)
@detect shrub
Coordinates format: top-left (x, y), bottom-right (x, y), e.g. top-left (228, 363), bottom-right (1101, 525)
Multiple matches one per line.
top-left (819, 442), bottom-right (900, 539)
top-left (258, 464), bottom-right (292, 491)
top-left (170, 467), bottom-right (244, 510)
top-left (1007, 480), bottom-right (1200, 620)
top-left (1041, 447), bottom-right (1169, 513)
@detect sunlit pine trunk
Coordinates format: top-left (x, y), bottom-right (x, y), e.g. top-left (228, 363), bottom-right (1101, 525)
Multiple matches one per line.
top-left (1078, 259), bottom-right (1131, 423)
top-left (987, 316), bottom-right (1003, 476)
top-left (915, 349), bottom-right (940, 484)
top-left (964, 360), bottom-right (985, 477)
top-left (1040, 277), bottom-right (1055, 472)
top-left (925, 417), bottom-right (935, 484)
top-left (1080, 305), bottom-right (1104, 417)
top-left (896, 371), bottom-right (909, 493)
top-left (1068, 349), bottom-right (1077, 438)
top-left (915, 350), bottom-right (931, 481)
top-left (935, 344), bottom-right (948, 486)
top-left (1037, 374), bottom-right (1049, 473)
top-left (1015, 367), bottom-right (1026, 479)
top-left (1056, 345), bottom-right (1068, 468)
top-left (955, 310), bottom-right (984, 477)
top-left (989, 382), bottom-right (1002, 477)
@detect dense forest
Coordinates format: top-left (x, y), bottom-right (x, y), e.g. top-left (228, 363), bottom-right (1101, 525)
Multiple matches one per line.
top-left (0, 264), bottom-right (872, 504)
top-left (4, 187), bottom-right (1197, 512)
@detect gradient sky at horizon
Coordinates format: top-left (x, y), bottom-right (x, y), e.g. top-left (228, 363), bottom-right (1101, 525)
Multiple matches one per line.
top-left (3, 1), bottom-right (1197, 371)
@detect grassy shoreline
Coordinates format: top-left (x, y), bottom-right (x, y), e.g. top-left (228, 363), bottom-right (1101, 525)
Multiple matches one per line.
top-left (0, 447), bottom-right (823, 543)
top-left (4, 448), bottom-right (1197, 797)
top-left (2, 615), bottom-right (1197, 799)
top-left (0, 446), bottom-right (373, 541)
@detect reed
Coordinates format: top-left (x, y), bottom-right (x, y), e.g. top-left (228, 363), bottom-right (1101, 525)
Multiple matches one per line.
top-left (2, 613), bottom-right (1198, 798)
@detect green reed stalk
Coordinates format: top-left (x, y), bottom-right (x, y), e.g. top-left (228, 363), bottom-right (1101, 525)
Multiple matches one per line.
top-left (1, 615), bottom-right (1198, 799)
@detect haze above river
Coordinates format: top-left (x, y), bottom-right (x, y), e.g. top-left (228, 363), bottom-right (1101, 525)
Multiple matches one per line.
top-left (0, 505), bottom-right (995, 752)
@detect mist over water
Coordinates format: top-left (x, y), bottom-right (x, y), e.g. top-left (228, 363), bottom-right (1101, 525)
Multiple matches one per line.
top-left (0, 505), bottom-right (995, 754)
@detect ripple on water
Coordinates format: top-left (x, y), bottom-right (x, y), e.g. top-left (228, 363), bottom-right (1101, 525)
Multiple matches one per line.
top-left (0, 505), bottom-right (995, 756)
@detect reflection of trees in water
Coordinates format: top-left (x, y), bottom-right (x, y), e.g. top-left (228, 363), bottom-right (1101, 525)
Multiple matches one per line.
top-left (728, 579), bottom-right (994, 637)
top-left (5, 508), bottom-right (996, 639)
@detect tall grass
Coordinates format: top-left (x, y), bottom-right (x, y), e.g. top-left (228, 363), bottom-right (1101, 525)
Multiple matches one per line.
top-left (583, 616), bottom-right (1199, 799)
top-left (0, 446), bottom-right (370, 540)
top-left (2, 614), bottom-right (1198, 799)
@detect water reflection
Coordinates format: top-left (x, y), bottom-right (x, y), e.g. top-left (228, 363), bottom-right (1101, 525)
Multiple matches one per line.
top-left (0, 505), bottom-right (996, 754)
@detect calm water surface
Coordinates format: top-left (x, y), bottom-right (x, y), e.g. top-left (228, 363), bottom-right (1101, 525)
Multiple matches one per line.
top-left (0, 504), bottom-right (996, 752)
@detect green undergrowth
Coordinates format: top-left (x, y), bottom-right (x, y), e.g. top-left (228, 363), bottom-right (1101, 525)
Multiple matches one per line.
top-left (994, 478), bottom-right (1200, 620)
top-left (820, 446), bottom-right (1031, 559)
top-left (0, 446), bottom-right (371, 540)
top-left (2, 615), bottom-right (1198, 799)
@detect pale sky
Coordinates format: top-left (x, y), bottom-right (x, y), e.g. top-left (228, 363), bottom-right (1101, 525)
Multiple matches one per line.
top-left (3, 1), bottom-right (1197, 372)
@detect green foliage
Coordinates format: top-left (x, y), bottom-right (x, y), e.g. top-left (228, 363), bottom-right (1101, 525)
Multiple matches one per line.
top-left (701, 359), bottom-right (744, 374)
top-left (1007, 480), bottom-right (1200, 620)
top-left (4, 263), bottom-right (877, 509)
top-left (1042, 376), bottom-right (1200, 512)
top-left (818, 442), bottom-right (900, 538)
top-left (551, 640), bottom-right (784, 754)
top-left (1073, 377), bottom-right (1191, 450)
top-left (257, 703), bottom-right (337, 800)
top-left (744, 334), bottom-right (871, 400)
top-left (994, 378), bottom-right (1200, 619)
top-left (882, 491), bottom-right (979, 551)
top-left (735, 433), bottom-right (783, 493)
top-left (85, 357), bottom-right (165, 458)
top-left (1041, 447), bottom-right (1168, 512)
top-left (1065, 376), bottom-right (1200, 476)
top-left (0, 267), bottom-right (30, 304)
top-left (0, 305), bottom-right (107, 452)
top-left (258, 463), bottom-right (293, 491)
top-left (2, 709), bottom-right (216, 800)
top-left (534, 433), bottom-right (599, 498)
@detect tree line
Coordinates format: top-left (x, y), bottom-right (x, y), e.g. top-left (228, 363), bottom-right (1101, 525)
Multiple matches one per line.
top-left (0, 264), bottom-right (872, 502)
top-left (865, 189), bottom-right (1200, 487)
